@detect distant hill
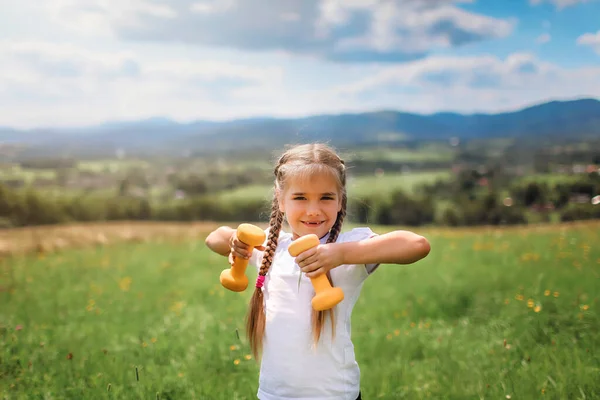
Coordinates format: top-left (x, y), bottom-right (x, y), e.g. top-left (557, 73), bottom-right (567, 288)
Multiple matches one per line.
top-left (2, 98), bottom-right (599, 158)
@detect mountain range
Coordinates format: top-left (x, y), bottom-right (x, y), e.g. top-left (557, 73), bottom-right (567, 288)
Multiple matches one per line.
top-left (1, 98), bottom-right (599, 158)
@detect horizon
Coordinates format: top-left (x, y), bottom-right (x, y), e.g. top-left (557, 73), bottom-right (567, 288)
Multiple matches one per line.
top-left (2, 0), bottom-right (600, 129)
top-left (2, 95), bottom-right (598, 132)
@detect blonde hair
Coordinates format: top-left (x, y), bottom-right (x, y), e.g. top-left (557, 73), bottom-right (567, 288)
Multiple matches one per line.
top-left (245, 143), bottom-right (348, 360)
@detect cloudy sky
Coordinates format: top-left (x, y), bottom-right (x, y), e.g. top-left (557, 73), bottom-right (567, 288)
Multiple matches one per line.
top-left (1, 0), bottom-right (599, 128)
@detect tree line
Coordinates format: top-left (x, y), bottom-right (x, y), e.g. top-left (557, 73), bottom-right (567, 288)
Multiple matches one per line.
top-left (1, 168), bottom-right (598, 229)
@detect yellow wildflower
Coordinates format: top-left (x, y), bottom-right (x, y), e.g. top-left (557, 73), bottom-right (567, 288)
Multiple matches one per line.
top-left (119, 277), bottom-right (132, 292)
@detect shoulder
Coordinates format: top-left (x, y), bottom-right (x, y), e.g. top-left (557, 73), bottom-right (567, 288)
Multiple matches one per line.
top-left (336, 227), bottom-right (378, 243)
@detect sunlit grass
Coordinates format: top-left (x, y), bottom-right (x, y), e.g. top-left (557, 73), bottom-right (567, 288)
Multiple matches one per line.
top-left (217, 170), bottom-right (452, 203)
top-left (1, 221), bottom-right (599, 399)
top-left (348, 170), bottom-right (451, 197)
top-left (344, 145), bottom-right (454, 163)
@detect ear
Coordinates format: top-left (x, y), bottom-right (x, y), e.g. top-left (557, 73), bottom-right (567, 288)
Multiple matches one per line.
top-left (337, 194), bottom-right (343, 213)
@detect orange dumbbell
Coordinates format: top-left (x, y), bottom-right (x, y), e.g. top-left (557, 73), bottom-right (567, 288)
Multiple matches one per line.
top-left (288, 234), bottom-right (344, 311)
top-left (220, 224), bottom-right (266, 292)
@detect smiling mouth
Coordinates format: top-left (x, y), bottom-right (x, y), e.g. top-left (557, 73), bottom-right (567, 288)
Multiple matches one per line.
top-left (302, 221), bottom-right (325, 227)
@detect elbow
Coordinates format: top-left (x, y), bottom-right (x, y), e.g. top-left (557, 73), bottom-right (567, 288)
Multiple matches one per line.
top-left (204, 234), bottom-right (215, 251)
top-left (204, 226), bottom-right (226, 251)
top-left (417, 236), bottom-right (431, 260)
top-left (406, 234), bottom-right (430, 263)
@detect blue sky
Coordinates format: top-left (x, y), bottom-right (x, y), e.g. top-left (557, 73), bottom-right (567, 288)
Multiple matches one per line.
top-left (1, 0), bottom-right (599, 128)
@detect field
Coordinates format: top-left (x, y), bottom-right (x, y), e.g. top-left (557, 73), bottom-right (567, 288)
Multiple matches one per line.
top-left (1, 221), bottom-right (599, 399)
top-left (217, 171), bottom-right (451, 204)
top-left (342, 144), bottom-right (455, 163)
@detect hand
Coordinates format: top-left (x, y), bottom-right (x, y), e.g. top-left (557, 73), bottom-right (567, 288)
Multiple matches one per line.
top-left (229, 231), bottom-right (265, 265)
top-left (295, 243), bottom-right (344, 278)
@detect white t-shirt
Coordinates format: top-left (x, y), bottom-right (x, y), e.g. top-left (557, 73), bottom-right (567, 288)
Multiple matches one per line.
top-left (248, 227), bottom-right (379, 400)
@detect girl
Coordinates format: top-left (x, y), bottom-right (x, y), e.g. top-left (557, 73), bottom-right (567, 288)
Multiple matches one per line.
top-left (205, 143), bottom-right (431, 400)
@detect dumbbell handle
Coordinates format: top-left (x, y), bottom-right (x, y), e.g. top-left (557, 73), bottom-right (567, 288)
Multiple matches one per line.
top-left (288, 234), bottom-right (344, 311)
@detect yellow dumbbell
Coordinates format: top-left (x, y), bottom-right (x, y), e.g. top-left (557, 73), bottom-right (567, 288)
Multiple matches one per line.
top-left (288, 234), bottom-right (344, 311)
top-left (220, 224), bottom-right (266, 292)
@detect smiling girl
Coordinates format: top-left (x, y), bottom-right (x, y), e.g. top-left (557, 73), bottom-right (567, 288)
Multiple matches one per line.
top-left (205, 143), bottom-right (431, 400)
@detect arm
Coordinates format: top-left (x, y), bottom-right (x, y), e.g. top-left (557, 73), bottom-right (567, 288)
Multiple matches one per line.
top-left (296, 230), bottom-right (430, 278)
top-left (205, 226), bottom-right (235, 257)
top-left (205, 225), bottom-right (266, 260)
top-left (339, 230), bottom-right (430, 266)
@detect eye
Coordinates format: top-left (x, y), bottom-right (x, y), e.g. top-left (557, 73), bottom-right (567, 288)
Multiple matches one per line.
top-left (321, 196), bottom-right (334, 200)
top-left (293, 196), bottom-right (306, 200)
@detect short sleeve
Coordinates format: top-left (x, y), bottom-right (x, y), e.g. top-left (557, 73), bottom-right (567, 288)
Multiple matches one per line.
top-left (337, 227), bottom-right (380, 275)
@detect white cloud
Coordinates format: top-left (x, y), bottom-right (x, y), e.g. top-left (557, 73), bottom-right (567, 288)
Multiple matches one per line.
top-left (577, 30), bottom-right (600, 54)
top-left (329, 53), bottom-right (600, 113)
top-left (530, 0), bottom-right (594, 9)
top-left (43, 0), bottom-right (178, 37)
top-left (190, 0), bottom-right (236, 14)
top-left (42, 0), bottom-right (515, 62)
top-left (1, 37), bottom-right (599, 129)
top-left (0, 41), bottom-right (283, 128)
top-left (536, 33), bottom-right (551, 44)
top-left (1, 41), bottom-right (140, 79)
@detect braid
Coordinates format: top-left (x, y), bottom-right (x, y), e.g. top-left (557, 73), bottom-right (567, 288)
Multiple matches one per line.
top-left (312, 193), bottom-right (347, 345)
top-left (246, 194), bottom-right (283, 360)
top-left (326, 194), bottom-right (347, 245)
top-left (259, 203), bottom-right (284, 276)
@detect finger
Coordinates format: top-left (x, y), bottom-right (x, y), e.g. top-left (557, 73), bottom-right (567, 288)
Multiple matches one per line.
top-left (233, 248), bottom-right (250, 259)
top-left (306, 267), bottom-right (324, 279)
top-left (234, 240), bottom-right (251, 252)
top-left (301, 260), bottom-right (321, 273)
top-left (296, 248), bottom-right (316, 265)
top-left (300, 253), bottom-right (319, 268)
top-left (256, 245), bottom-right (266, 251)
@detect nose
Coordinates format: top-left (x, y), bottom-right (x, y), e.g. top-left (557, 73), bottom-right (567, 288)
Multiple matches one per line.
top-left (306, 201), bottom-right (320, 216)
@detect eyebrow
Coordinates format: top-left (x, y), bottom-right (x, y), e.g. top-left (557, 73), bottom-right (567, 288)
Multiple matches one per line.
top-left (291, 192), bottom-right (337, 196)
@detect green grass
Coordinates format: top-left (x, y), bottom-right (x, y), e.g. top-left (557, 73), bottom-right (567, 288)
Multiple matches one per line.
top-left (348, 171), bottom-right (450, 197)
top-left (216, 171), bottom-right (451, 203)
top-left (0, 166), bottom-right (57, 184)
top-left (77, 160), bottom-right (151, 174)
top-left (517, 173), bottom-right (590, 186)
top-left (216, 184), bottom-right (274, 203)
top-left (344, 145), bottom-right (455, 163)
top-left (1, 222), bottom-right (599, 399)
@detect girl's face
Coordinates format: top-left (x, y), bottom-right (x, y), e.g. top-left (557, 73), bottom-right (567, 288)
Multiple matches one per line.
top-left (278, 172), bottom-right (342, 240)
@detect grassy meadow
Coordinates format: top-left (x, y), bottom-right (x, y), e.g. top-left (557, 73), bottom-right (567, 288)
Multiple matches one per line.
top-left (1, 221), bottom-right (599, 399)
top-left (217, 171), bottom-right (451, 203)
